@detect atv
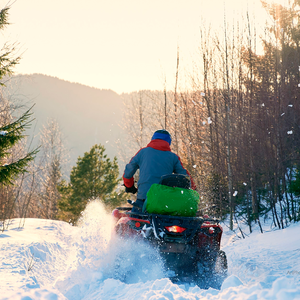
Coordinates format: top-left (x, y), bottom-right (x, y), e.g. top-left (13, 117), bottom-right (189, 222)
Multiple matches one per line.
top-left (111, 174), bottom-right (228, 289)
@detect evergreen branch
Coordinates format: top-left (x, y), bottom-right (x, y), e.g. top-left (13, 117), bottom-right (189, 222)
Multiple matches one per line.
top-left (0, 42), bottom-right (20, 82)
top-left (0, 106), bottom-right (36, 158)
top-left (0, 7), bottom-right (9, 31)
top-left (0, 147), bottom-right (39, 185)
top-left (1, 106), bottom-right (34, 132)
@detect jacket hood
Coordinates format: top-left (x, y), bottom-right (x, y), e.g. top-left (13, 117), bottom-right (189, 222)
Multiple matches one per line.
top-left (147, 139), bottom-right (171, 151)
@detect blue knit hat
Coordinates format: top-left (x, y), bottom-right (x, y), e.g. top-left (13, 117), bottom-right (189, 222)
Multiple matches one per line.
top-left (151, 129), bottom-right (172, 145)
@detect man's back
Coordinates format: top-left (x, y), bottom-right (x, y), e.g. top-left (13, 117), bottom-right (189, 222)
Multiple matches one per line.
top-left (125, 145), bottom-right (187, 199)
top-left (123, 129), bottom-right (194, 212)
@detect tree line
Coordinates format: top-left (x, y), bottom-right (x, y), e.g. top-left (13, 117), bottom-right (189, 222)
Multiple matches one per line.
top-left (2, 1), bottom-right (300, 231)
top-left (0, 7), bottom-right (126, 228)
top-left (122, 1), bottom-right (300, 232)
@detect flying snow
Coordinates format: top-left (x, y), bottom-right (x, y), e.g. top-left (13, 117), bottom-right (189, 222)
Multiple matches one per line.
top-left (1, 201), bottom-right (300, 299)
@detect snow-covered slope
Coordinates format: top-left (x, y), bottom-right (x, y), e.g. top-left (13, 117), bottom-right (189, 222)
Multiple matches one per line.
top-left (1, 201), bottom-right (300, 300)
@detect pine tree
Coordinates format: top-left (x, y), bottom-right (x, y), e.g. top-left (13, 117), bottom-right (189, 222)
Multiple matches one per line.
top-left (58, 144), bottom-right (126, 223)
top-left (0, 7), bottom-right (20, 83)
top-left (0, 6), bottom-right (37, 185)
top-left (0, 107), bottom-right (38, 184)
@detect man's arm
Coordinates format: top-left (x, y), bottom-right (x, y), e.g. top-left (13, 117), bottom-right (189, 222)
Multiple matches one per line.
top-left (123, 151), bottom-right (140, 188)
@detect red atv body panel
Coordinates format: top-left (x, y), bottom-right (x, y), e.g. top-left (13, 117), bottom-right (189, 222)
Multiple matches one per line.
top-left (111, 210), bottom-right (227, 289)
top-left (112, 209), bottom-right (223, 254)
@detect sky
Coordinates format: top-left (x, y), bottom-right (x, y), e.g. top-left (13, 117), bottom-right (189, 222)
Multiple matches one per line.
top-left (2, 0), bottom-right (288, 94)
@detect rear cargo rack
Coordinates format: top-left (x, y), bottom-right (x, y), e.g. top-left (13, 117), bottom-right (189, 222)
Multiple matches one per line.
top-left (116, 207), bottom-right (132, 211)
top-left (116, 208), bottom-right (220, 224)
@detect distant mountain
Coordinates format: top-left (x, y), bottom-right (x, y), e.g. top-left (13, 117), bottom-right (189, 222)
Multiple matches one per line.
top-left (3, 74), bottom-right (126, 172)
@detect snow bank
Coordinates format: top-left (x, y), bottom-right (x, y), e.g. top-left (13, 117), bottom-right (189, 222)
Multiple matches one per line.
top-left (223, 222), bottom-right (300, 291)
top-left (0, 218), bottom-right (73, 300)
top-left (1, 200), bottom-right (300, 300)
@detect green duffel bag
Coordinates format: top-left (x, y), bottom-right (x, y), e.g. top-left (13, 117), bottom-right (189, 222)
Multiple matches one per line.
top-left (145, 183), bottom-right (200, 217)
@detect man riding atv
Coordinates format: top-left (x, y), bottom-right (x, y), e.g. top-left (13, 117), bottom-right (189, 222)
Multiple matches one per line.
top-left (123, 129), bottom-right (196, 213)
top-left (117, 130), bottom-right (227, 288)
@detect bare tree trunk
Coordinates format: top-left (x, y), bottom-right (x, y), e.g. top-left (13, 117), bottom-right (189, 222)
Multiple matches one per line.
top-left (139, 91), bottom-right (144, 147)
top-left (247, 191), bottom-right (252, 233)
top-left (164, 86), bottom-right (167, 130)
top-left (174, 46), bottom-right (180, 154)
top-left (223, 16), bottom-right (234, 230)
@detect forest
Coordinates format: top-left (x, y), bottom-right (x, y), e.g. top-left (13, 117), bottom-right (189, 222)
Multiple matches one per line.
top-left (1, 1), bottom-right (300, 232)
top-left (122, 0), bottom-right (300, 233)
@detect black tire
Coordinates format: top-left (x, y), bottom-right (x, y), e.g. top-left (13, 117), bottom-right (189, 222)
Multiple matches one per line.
top-left (196, 250), bottom-right (228, 290)
top-left (215, 250), bottom-right (228, 275)
top-left (211, 250), bottom-right (228, 289)
top-left (163, 252), bottom-right (198, 282)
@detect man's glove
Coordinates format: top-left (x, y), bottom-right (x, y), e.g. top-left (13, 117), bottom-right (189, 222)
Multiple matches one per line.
top-left (125, 185), bottom-right (138, 194)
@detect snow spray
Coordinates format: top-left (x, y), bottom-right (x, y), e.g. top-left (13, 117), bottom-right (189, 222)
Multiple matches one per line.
top-left (108, 232), bottom-right (165, 284)
top-left (55, 200), bottom-right (114, 298)
top-left (76, 199), bottom-right (114, 269)
top-left (55, 200), bottom-right (165, 299)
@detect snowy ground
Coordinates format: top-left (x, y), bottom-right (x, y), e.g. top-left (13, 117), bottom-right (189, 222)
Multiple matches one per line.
top-left (1, 201), bottom-right (300, 300)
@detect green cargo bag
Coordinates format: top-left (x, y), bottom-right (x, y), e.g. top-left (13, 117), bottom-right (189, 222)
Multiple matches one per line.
top-left (145, 183), bottom-right (200, 217)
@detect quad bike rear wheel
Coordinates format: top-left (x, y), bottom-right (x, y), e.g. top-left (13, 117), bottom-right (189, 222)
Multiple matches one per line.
top-left (196, 250), bottom-right (228, 289)
top-left (162, 252), bottom-right (198, 283)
